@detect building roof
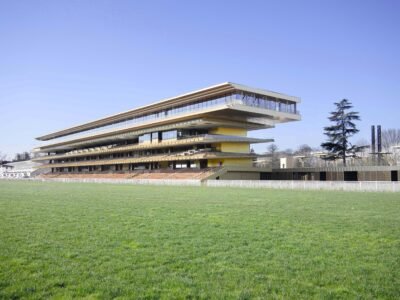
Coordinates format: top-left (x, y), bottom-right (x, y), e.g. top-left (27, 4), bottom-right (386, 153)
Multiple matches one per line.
top-left (36, 82), bottom-right (300, 141)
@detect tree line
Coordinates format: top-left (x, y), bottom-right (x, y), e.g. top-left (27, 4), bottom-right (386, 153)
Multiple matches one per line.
top-left (0, 151), bottom-right (31, 164)
top-left (2, 100), bottom-right (400, 167)
top-left (265, 99), bottom-right (400, 167)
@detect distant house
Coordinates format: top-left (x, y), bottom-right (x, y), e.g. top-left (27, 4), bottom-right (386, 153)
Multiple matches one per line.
top-left (0, 164), bottom-right (13, 175)
top-left (0, 160), bottom-right (42, 178)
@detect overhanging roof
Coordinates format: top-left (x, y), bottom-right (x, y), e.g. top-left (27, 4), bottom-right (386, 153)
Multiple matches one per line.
top-left (36, 82), bottom-right (300, 141)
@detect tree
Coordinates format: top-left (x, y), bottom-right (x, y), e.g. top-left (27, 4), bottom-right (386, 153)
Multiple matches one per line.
top-left (12, 151), bottom-right (31, 162)
top-left (382, 129), bottom-right (400, 165)
top-left (382, 129), bottom-right (400, 150)
top-left (294, 144), bottom-right (313, 156)
top-left (267, 143), bottom-right (278, 154)
top-left (321, 99), bottom-right (361, 166)
top-left (293, 144), bottom-right (314, 167)
top-left (266, 143), bottom-right (280, 168)
top-left (282, 148), bottom-right (293, 156)
top-left (0, 151), bottom-right (7, 164)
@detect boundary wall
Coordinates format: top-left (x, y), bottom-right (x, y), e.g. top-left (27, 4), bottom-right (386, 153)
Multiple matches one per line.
top-left (1, 178), bottom-right (400, 192)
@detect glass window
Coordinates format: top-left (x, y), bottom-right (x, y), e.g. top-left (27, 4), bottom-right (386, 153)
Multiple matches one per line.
top-left (43, 90), bottom-right (298, 146)
top-left (162, 130), bottom-right (177, 140)
top-left (139, 133), bottom-right (151, 143)
top-left (151, 132), bottom-right (158, 141)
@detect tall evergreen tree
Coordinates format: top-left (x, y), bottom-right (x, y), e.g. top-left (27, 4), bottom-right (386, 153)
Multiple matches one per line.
top-left (321, 99), bottom-right (361, 166)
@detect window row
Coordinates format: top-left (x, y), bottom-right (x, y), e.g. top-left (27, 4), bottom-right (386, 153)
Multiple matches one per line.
top-left (43, 91), bottom-right (297, 145)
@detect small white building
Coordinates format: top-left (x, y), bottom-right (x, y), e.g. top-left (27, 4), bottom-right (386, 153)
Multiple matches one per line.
top-left (0, 164), bottom-right (13, 175)
top-left (0, 160), bottom-right (41, 179)
top-left (280, 157), bottom-right (295, 169)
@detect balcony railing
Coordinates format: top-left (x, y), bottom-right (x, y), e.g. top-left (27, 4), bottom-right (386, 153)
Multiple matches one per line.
top-left (37, 150), bottom-right (258, 169)
top-left (38, 91), bottom-right (299, 146)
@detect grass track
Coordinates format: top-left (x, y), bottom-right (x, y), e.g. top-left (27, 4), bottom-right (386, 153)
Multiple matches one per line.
top-left (0, 180), bottom-right (399, 299)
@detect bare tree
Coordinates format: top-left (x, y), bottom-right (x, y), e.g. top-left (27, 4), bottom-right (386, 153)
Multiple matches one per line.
top-left (283, 148), bottom-right (294, 156)
top-left (0, 151), bottom-right (7, 164)
top-left (267, 143), bottom-right (278, 154)
top-left (382, 129), bottom-right (400, 150)
top-left (294, 144), bottom-right (313, 156)
top-left (382, 129), bottom-right (400, 165)
top-left (266, 143), bottom-right (280, 168)
top-left (292, 144), bottom-right (314, 167)
top-left (23, 151), bottom-right (31, 160)
top-left (12, 151), bottom-right (31, 162)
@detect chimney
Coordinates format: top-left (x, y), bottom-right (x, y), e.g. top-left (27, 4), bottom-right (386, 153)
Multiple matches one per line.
top-left (371, 125), bottom-right (376, 153)
top-left (377, 125), bottom-right (382, 153)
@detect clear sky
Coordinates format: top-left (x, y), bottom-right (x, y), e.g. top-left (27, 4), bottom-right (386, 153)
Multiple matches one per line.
top-left (1, 0), bottom-right (399, 158)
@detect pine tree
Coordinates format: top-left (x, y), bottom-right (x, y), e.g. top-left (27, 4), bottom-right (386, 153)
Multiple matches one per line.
top-left (321, 99), bottom-right (361, 166)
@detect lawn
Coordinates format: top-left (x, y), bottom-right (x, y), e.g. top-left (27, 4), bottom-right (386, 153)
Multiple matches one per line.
top-left (0, 181), bottom-right (399, 299)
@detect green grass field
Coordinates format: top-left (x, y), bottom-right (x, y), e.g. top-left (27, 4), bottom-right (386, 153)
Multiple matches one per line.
top-left (0, 181), bottom-right (399, 299)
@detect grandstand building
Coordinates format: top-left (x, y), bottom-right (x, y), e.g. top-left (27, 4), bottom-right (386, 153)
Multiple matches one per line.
top-left (33, 82), bottom-right (301, 180)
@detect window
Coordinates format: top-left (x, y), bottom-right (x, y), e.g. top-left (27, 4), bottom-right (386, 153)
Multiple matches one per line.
top-left (151, 132), bottom-right (159, 142)
top-left (139, 133), bottom-right (151, 143)
top-left (162, 130), bottom-right (177, 140)
top-left (44, 90), bottom-right (299, 146)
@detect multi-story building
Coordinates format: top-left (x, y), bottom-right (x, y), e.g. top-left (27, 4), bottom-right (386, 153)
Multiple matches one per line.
top-left (33, 82), bottom-right (301, 180)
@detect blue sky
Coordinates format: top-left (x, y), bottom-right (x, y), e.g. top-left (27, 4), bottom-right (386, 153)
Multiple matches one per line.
top-left (1, 0), bottom-right (399, 158)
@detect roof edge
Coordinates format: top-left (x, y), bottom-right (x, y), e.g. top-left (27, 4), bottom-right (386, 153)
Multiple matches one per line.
top-left (36, 82), bottom-right (300, 141)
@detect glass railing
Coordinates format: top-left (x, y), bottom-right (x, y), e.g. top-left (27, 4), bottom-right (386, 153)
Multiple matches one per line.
top-left (40, 91), bottom-right (299, 147)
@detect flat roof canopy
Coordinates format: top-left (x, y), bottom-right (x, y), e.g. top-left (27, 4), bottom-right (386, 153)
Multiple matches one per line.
top-left (36, 82), bottom-right (300, 141)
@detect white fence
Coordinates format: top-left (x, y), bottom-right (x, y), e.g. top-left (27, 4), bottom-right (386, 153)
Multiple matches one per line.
top-left (207, 180), bottom-right (400, 192)
top-left (26, 177), bottom-right (202, 186)
top-left (1, 177), bottom-right (400, 192)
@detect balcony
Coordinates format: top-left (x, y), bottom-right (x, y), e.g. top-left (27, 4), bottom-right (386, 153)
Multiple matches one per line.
top-left (36, 91), bottom-right (299, 147)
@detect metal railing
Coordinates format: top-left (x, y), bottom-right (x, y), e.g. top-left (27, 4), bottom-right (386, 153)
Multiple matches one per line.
top-left (38, 92), bottom-right (299, 146)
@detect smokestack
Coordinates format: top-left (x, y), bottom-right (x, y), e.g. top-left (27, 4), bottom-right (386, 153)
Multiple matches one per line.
top-left (377, 125), bottom-right (382, 153)
top-left (371, 125), bottom-right (376, 153)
